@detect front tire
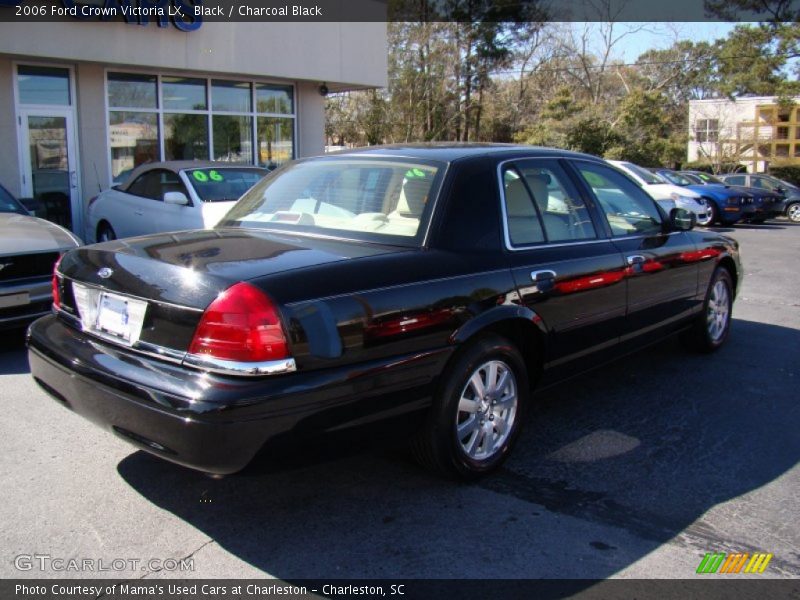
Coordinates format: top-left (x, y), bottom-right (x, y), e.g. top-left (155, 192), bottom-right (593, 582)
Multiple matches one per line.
top-left (410, 334), bottom-right (529, 480)
top-left (704, 201), bottom-right (719, 226)
top-left (681, 267), bottom-right (733, 353)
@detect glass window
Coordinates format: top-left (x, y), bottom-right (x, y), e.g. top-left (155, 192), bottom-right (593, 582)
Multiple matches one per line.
top-left (108, 73), bottom-right (157, 109)
top-left (695, 119), bottom-right (719, 143)
top-left (222, 159), bottom-right (442, 244)
top-left (18, 66), bottom-right (70, 106)
top-left (109, 112), bottom-right (159, 184)
top-left (518, 164), bottom-right (596, 242)
top-left (257, 117), bottom-right (294, 169)
top-left (502, 169), bottom-right (545, 245)
top-left (164, 114), bottom-right (209, 160)
top-left (106, 73), bottom-right (295, 184)
top-left (185, 168), bottom-right (267, 202)
top-left (127, 170), bottom-right (185, 201)
top-left (577, 162), bottom-right (663, 237)
top-left (162, 77), bottom-right (206, 110)
top-left (212, 115), bottom-right (253, 163)
top-left (621, 162), bottom-right (663, 185)
top-left (256, 84), bottom-right (293, 114)
top-left (725, 175), bottom-right (747, 186)
top-left (212, 80), bottom-right (251, 112)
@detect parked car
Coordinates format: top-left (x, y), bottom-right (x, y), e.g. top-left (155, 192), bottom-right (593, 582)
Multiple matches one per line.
top-left (1, 183), bottom-right (81, 331)
top-left (607, 160), bottom-right (711, 225)
top-left (653, 169), bottom-right (753, 226)
top-left (680, 170), bottom-right (784, 224)
top-left (28, 145), bottom-right (741, 479)
top-left (718, 172), bottom-right (800, 223)
top-left (87, 162), bottom-right (268, 242)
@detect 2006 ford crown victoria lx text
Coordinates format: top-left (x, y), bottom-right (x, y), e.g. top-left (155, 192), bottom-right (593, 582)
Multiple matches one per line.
top-left (27, 145), bottom-right (741, 479)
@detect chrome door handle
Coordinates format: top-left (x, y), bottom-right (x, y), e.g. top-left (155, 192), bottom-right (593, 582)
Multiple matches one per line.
top-left (531, 269), bottom-right (556, 282)
top-left (626, 255), bottom-right (646, 265)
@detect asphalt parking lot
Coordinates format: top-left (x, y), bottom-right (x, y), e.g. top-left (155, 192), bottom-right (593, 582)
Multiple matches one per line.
top-left (1, 220), bottom-right (798, 582)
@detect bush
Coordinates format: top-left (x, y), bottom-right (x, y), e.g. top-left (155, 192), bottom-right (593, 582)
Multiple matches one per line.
top-left (682, 161), bottom-right (746, 174)
top-left (768, 165), bottom-right (800, 186)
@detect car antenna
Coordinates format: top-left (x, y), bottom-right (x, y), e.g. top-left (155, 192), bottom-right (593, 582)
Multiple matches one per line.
top-left (93, 162), bottom-right (102, 192)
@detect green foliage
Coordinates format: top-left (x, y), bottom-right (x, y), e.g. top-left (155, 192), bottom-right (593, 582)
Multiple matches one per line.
top-left (769, 165), bottom-right (800, 186)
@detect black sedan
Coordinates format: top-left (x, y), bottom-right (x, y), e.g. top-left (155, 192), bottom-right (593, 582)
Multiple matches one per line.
top-left (27, 145), bottom-right (741, 479)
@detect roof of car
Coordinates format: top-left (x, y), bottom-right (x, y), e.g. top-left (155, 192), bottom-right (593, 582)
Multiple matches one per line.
top-left (323, 143), bottom-right (604, 163)
top-left (119, 161), bottom-right (268, 189)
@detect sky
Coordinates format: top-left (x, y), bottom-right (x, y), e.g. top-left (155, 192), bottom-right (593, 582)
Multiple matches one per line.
top-left (587, 21), bottom-right (738, 63)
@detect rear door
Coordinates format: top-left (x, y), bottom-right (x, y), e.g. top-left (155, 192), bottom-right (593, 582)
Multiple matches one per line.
top-left (570, 160), bottom-right (700, 344)
top-left (500, 158), bottom-right (627, 374)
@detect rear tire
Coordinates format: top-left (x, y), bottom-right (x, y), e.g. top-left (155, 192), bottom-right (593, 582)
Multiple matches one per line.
top-left (787, 202), bottom-right (800, 223)
top-left (97, 223), bottom-right (116, 243)
top-left (410, 334), bottom-right (529, 480)
top-left (681, 267), bottom-right (733, 353)
top-left (705, 201), bottom-right (719, 226)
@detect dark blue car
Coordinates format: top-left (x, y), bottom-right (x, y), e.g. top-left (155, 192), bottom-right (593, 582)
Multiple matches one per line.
top-left (681, 171), bottom-right (784, 224)
top-left (654, 170), bottom-right (753, 226)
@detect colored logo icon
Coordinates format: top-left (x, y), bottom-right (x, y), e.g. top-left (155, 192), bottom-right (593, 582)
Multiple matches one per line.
top-left (697, 552), bottom-right (773, 574)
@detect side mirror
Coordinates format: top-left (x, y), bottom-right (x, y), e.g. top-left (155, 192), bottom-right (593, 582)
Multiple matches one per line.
top-left (775, 186), bottom-right (786, 195)
top-left (163, 191), bottom-right (189, 206)
top-left (669, 207), bottom-right (696, 231)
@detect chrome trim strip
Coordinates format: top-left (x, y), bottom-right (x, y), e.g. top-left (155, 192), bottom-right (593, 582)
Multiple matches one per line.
top-left (62, 277), bottom-right (204, 313)
top-left (183, 353), bottom-right (297, 377)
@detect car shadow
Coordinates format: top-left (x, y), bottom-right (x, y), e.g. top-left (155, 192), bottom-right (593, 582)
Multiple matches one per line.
top-left (0, 328), bottom-right (30, 375)
top-left (117, 318), bottom-right (800, 580)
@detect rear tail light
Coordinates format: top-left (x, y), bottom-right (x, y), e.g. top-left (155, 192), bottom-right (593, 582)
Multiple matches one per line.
top-left (51, 256), bottom-right (62, 310)
top-left (189, 282), bottom-right (289, 363)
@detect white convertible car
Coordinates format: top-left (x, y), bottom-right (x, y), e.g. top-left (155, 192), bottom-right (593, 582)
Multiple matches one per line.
top-left (87, 162), bottom-right (268, 242)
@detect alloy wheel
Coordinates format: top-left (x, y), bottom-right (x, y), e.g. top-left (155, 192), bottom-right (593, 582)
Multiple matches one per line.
top-left (707, 280), bottom-right (730, 342)
top-left (455, 360), bottom-right (518, 461)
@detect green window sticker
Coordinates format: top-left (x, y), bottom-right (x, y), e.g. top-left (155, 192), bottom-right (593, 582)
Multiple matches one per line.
top-left (192, 171), bottom-right (209, 182)
top-left (209, 170), bottom-right (224, 182)
top-left (404, 168), bottom-right (427, 179)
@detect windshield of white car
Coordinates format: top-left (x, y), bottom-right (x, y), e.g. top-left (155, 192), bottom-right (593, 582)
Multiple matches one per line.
top-left (219, 158), bottom-right (444, 246)
top-left (185, 168), bottom-right (268, 203)
top-left (622, 162), bottom-right (663, 185)
top-left (0, 185), bottom-right (26, 214)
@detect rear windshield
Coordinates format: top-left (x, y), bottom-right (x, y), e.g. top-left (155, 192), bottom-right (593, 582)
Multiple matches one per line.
top-left (219, 158), bottom-right (444, 246)
top-left (660, 171), bottom-right (695, 186)
top-left (692, 172), bottom-right (724, 184)
top-left (185, 168), bottom-right (267, 203)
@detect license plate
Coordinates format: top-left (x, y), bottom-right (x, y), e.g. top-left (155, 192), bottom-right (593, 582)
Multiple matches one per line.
top-left (95, 293), bottom-right (133, 341)
top-left (0, 292), bottom-right (30, 309)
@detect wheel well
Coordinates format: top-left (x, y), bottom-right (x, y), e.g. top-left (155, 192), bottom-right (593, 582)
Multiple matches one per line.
top-left (718, 256), bottom-right (738, 293)
top-left (96, 220), bottom-right (111, 239)
top-left (471, 318), bottom-right (545, 387)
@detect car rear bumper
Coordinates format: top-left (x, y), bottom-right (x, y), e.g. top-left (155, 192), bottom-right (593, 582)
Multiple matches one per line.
top-left (27, 315), bottom-right (449, 474)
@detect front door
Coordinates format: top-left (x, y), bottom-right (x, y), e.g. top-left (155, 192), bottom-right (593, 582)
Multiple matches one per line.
top-left (19, 107), bottom-right (80, 233)
top-left (571, 161), bottom-right (700, 344)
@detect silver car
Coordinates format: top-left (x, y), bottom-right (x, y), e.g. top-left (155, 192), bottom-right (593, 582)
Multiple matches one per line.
top-left (0, 184), bottom-right (81, 330)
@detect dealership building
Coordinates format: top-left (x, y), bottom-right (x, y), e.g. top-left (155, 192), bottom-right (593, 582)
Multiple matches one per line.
top-left (0, 12), bottom-right (387, 240)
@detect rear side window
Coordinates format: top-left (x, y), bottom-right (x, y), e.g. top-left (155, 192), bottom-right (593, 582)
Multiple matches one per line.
top-left (576, 162), bottom-right (663, 237)
top-left (502, 160), bottom-right (597, 247)
top-left (127, 170), bottom-right (187, 202)
top-left (725, 175), bottom-right (746, 186)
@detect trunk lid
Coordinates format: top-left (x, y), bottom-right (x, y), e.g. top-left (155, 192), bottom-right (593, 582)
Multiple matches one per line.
top-left (57, 227), bottom-right (402, 355)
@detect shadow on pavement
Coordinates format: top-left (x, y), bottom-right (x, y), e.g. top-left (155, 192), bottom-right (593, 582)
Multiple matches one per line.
top-left (117, 318), bottom-right (800, 579)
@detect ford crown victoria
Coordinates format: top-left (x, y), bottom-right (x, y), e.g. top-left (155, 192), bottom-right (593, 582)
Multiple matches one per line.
top-left (27, 145), bottom-right (741, 479)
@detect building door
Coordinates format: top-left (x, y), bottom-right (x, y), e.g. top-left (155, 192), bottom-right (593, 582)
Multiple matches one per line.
top-left (19, 108), bottom-right (80, 233)
top-left (15, 64), bottom-right (80, 235)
